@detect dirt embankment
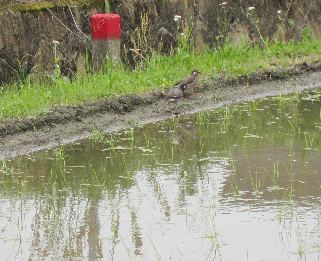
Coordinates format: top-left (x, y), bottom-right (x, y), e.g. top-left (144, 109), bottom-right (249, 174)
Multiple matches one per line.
top-left (1, 61), bottom-right (321, 160)
top-left (1, 0), bottom-right (321, 85)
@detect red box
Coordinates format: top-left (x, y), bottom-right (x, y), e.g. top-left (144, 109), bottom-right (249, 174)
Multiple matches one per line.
top-left (92, 14), bottom-right (121, 40)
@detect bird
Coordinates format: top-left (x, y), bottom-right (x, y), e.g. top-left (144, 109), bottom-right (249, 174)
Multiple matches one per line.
top-left (164, 83), bottom-right (188, 114)
top-left (174, 69), bottom-right (202, 96)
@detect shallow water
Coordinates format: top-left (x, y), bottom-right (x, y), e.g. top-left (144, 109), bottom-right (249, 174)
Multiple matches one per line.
top-left (1, 89), bottom-right (321, 260)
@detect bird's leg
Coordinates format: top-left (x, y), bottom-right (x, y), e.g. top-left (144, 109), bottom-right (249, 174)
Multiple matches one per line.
top-left (175, 105), bottom-right (180, 114)
top-left (167, 102), bottom-right (173, 113)
top-left (182, 87), bottom-right (189, 99)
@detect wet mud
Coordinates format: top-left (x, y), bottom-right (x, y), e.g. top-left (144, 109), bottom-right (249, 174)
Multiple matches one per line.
top-left (1, 61), bottom-right (321, 160)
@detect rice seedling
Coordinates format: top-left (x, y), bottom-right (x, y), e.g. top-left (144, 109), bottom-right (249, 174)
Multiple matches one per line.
top-left (120, 235), bottom-right (133, 261)
top-left (54, 145), bottom-right (69, 186)
top-left (106, 133), bottom-right (117, 149)
top-left (170, 116), bottom-right (180, 134)
top-left (265, 161), bottom-right (280, 188)
top-left (196, 110), bottom-right (212, 125)
top-left (169, 248), bottom-right (183, 260)
top-left (303, 131), bottom-right (315, 149)
top-left (243, 150), bottom-right (261, 194)
top-left (202, 209), bottom-right (222, 260)
top-left (227, 151), bottom-right (239, 197)
top-left (296, 221), bottom-right (308, 257)
top-left (147, 234), bottom-right (162, 261)
top-left (89, 129), bottom-right (106, 143)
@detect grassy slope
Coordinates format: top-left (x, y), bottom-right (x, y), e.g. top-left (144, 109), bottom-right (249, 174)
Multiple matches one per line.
top-left (1, 37), bottom-right (321, 121)
top-left (0, 0), bottom-right (104, 12)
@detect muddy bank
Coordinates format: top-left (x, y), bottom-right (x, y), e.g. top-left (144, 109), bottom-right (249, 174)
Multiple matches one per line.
top-left (1, 63), bottom-right (321, 160)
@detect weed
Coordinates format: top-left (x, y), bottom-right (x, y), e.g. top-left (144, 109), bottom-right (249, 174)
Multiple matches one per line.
top-left (46, 40), bottom-right (70, 84)
top-left (130, 11), bottom-right (151, 67)
top-left (174, 14), bottom-right (194, 53)
top-left (215, 2), bottom-right (229, 47)
top-left (104, 0), bottom-right (110, 13)
top-left (246, 6), bottom-right (266, 48)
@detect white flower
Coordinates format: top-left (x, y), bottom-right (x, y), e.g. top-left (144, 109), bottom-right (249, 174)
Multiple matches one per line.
top-left (219, 2), bottom-right (227, 5)
top-left (248, 6), bottom-right (255, 11)
top-left (277, 10), bottom-right (282, 14)
top-left (174, 15), bottom-right (181, 22)
top-left (53, 40), bottom-right (60, 44)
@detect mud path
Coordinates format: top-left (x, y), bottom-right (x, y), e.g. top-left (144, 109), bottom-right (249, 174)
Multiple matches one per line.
top-left (1, 67), bottom-right (321, 160)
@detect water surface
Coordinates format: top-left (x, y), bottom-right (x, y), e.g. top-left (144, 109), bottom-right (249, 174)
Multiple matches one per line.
top-left (1, 89), bottom-right (321, 260)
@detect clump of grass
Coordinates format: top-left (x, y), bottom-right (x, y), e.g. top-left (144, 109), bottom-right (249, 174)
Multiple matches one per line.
top-left (130, 11), bottom-right (151, 68)
top-left (1, 30), bottom-right (321, 121)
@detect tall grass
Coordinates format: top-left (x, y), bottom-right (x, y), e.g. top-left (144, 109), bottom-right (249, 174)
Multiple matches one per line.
top-left (1, 35), bottom-right (321, 120)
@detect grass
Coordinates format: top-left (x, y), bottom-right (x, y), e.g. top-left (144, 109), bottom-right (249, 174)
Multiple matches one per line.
top-left (1, 35), bottom-right (321, 121)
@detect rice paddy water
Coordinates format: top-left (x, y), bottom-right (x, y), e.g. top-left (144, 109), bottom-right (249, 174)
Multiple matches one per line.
top-left (1, 88), bottom-right (321, 260)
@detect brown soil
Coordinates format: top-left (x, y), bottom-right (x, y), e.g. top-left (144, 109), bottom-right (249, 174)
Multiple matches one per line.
top-left (1, 61), bottom-right (321, 160)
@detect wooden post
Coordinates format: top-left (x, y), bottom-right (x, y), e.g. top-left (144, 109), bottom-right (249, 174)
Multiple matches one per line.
top-left (91, 14), bottom-right (121, 70)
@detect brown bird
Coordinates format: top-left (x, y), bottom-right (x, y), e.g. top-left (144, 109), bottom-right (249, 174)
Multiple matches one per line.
top-left (164, 83), bottom-right (188, 114)
top-left (174, 69), bottom-right (202, 96)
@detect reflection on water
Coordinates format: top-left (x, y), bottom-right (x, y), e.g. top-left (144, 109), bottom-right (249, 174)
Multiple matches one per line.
top-left (1, 89), bottom-right (321, 260)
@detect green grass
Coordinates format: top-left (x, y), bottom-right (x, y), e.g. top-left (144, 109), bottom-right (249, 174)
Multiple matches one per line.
top-left (1, 36), bottom-right (321, 121)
